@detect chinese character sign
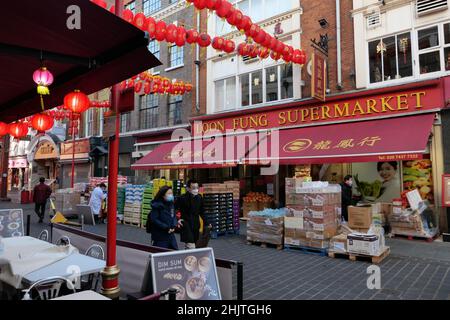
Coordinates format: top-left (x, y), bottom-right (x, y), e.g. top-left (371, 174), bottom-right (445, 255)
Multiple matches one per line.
top-left (312, 51), bottom-right (327, 102)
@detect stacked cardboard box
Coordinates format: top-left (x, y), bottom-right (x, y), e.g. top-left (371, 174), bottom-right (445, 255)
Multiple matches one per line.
top-left (123, 185), bottom-right (145, 225)
top-left (54, 191), bottom-right (81, 215)
top-left (285, 181), bottom-right (341, 249)
top-left (388, 206), bottom-right (438, 238)
top-left (141, 184), bottom-right (153, 228)
top-left (117, 187), bottom-right (126, 216)
top-left (247, 210), bottom-right (286, 246)
top-left (242, 192), bottom-right (274, 218)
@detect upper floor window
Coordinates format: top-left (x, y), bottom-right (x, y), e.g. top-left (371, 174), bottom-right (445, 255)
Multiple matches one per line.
top-left (120, 112), bottom-right (130, 133)
top-left (125, 1), bottom-right (136, 14)
top-left (215, 77), bottom-right (236, 112)
top-left (148, 40), bottom-right (160, 60)
top-left (169, 44), bottom-right (184, 68)
top-left (418, 23), bottom-right (450, 75)
top-left (85, 108), bottom-right (95, 137)
top-left (168, 95), bottom-right (183, 126)
top-left (368, 32), bottom-right (412, 84)
top-left (143, 0), bottom-right (161, 15)
top-left (139, 95), bottom-right (159, 129)
top-left (215, 0), bottom-right (293, 36)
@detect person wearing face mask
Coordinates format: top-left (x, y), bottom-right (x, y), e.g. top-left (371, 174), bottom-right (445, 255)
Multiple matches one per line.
top-left (149, 186), bottom-right (181, 250)
top-left (340, 175), bottom-right (354, 222)
top-left (176, 180), bottom-right (208, 249)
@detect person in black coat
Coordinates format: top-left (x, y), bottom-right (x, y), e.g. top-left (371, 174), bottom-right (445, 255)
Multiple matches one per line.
top-left (176, 180), bottom-right (208, 249)
top-left (150, 186), bottom-right (180, 250)
top-left (340, 175), bottom-right (354, 222)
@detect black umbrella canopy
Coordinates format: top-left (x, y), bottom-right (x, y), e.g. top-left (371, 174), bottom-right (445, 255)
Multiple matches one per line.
top-left (0, 0), bottom-right (161, 123)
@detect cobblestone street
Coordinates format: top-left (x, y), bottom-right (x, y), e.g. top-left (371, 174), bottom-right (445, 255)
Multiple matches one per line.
top-left (7, 202), bottom-right (450, 300)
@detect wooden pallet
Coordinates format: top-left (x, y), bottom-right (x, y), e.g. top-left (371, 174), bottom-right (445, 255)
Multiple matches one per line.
top-left (123, 220), bottom-right (141, 227)
top-left (328, 246), bottom-right (390, 264)
top-left (391, 233), bottom-right (438, 243)
top-left (284, 245), bottom-right (328, 256)
top-left (247, 240), bottom-right (283, 250)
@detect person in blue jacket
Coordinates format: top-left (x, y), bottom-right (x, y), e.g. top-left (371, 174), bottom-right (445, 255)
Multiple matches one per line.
top-left (150, 186), bottom-right (180, 250)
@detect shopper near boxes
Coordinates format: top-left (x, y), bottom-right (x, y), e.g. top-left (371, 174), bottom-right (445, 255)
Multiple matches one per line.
top-left (89, 183), bottom-right (107, 224)
top-left (176, 180), bottom-right (209, 250)
top-left (149, 186), bottom-right (180, 250)
top-left (33, 177), bottom-right (53, 223)
top-left (339, 175), bottom-right (354, 222)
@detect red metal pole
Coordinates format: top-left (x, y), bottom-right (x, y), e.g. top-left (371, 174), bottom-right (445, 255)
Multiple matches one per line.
top-left (101, 0), bottom-right (123, 299)
top-left (71, 120), bottom-right (75, 188)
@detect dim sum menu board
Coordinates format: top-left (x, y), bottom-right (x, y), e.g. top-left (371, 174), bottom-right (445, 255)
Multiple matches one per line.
top-left (443, 175), bottom-right (450, 207)
top-left (150, 248), bottom-right (221, 300)
top-left (0, 209), bottom-right (24, 238)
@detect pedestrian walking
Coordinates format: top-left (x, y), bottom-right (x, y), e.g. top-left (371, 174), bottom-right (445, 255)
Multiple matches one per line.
top-left (33, 177), bottom-right (52, 223)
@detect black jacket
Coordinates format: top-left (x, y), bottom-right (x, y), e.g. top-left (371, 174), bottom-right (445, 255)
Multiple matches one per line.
top-left (176, 192), bottom-right (205, 243)
top-left (150, 199), bottom-right (178, 242)
top-left (340, 182), bottom-right (353, 220)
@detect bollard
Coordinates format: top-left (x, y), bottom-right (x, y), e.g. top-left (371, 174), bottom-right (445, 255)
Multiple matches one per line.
top-left (26, 214), bottom-right (31, 236)
top-left (168, 288), bottom-right (177, 301)
top-left (237, 262), bottom-right (244, 300)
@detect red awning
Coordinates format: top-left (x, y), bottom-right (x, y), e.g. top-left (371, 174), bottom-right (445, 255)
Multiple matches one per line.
top-left (246, 114), bottom-right (435, 165)
top-left (132, 134), bottom-right (264, 170)
top-left (0, 0), bottom-right (160, 122)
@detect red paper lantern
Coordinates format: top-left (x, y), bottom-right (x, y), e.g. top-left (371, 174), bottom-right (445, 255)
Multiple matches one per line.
top-left (122, 9), bottom-right (134, 23)
top-left (212, 37), bottom-right (225, 50)
top-left (49, 110), bottom-right (56, 117)
top-left (185, 83), bottom-right (193, 92)
top-left (283, 52), bottom-right (293, 63)
top-left (259, 47), bottom-right (270, 59)
top-left (227, 9), bottom-right (243, 27)
top-left (237, 15), bottom-right (252, 32)
top-left (165, 24), bottom-right (178, 43)
top-left (152, 84), bottom-right (160, 94)
top-left (197, 33), bottom-right (211, 47)
top-left (9, 122), bottom-right (28, 139)
top-left (247, 24), bottom-right (260, 39)
top-left (292, 49), bottom-right (303, 64)
top-left (186, 29), bottom-right (199, 44)
top-left (206, 0), bottom-right (222, 10)
top-left (144, 82), bottom-right (151, 95)
top-left (216, 0), bottom-right (232, 18)
top-left (64, 90), bottom-right (90, 114)
top-left (270, 51), bottom-right (282, 61)
top-left (248, 45), bottom-right (259, 58)
top-left (263, 33), bottom-right (272, 48)
top-left (133, 13), bottom-right (148, 30)
top-left (0, 122), bottom-right (9, 137)
top-left (193, 0), bottom-right (207, 10)
top-left (91, 0), bottom-right (107, 9)
top-left (155, 21), bottom-right (167, 42)
top-left (254, 29), bottom-right (266, 45)
top-left (223, 39), bottom-right (236, 53)
top-left (175, 27), bottom-right (187, 47)
top-left (162, 78), bottom-right (171, 88)
top-left (300, 51), bottom-right (307, 65)
top-left (109, 5), bottom-right (115, 13)
top-left (237, 43), bottom-right (250, 56)
top-left (134, 81), bottom-right (143, 93)
top-left (283, 45), bottom-right (293, 57)
top-left (147, 17), bottom-right (156, 38)
top-left (275, 40), bottom-right (285, 54)
top-left (31, 113), bottom-right (54, 133)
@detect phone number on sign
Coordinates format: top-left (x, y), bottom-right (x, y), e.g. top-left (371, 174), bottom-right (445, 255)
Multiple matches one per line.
top-left (177, 305), bottom-right (272, 318)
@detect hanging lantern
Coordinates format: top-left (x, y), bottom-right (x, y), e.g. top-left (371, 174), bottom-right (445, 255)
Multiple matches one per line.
top-left (185, 0), bottom-right (195, 5)
top-left (227, 9), bottom-right (243, 27)
top-left (216, 0), bottom-right (232, 19)
top-left (133, 13), bottom-right (148, 31)
top-left (197, 33), bottom-right (211, 47)
top-left (165, 24), bottom-right (178, 43)
top-left (91, 0), bottom-right (107, 8)
top-left (185, 83), bottom-right (193, 92)
top-left (206, 0), bottom-right (222, 10)
top-left (270, 51), bottom-right (282, 61)
top-left (223, 39), bottom-right (236, 53)
top-left (283, 52), bottom-right (293, 63)
top-left (144, 82), bottom-right (151, 95)
top-left (49, 110), bottom-right (56, 118)
top-left (247, 24), bottom-right (260, 39)
top-left (175, 27), bottom-right (187, 47)
top-left (64, 90), bottom-right (90, 114)
top-left (9, 122), bottom-right (28, 139)
top-left (212, 37), bottom-right (225, 51)
top-left (158, 86), bottom-right (165, 95)
top-left (248, 45), bottom-right (259, 58)
top-left (283, 45), bottom-right (293, 57)
top-left (119, 81), bottom-right (127, 91)
top-left (147, 17), bottom-right (157, 38)
top-left (57, 105), bottom-right (64, 110)
top-left (33, 67), bottom-right (54, 95)
top-left (109, 5), bottom-right (115, 13)
top-left (31, 113), bottom-right (54, 133)
top-left (0, 122), bottom-right (9, 137)
top-left (193, 0), bottom-right (207, 10)
top-left (186, 29), bottom-right (199, 44)
top-left (254, 30), bottom-right (267, 45)
top-left (263, 33), bottom-right (272, 48)
top-left (259, 47), bottom-right (270, 59)
top-left (292, 49), bottom-right (303, 64)
top-left (152, 84), bottom-right (160, 94)
top-left (153, 76), bottom-right (162, 85)
top-left (134, 81), bottom-right (143, 93)
top-left (275, 40), bottom-right (285, 54)
top-left (127, 79), bottom-right (135, 89)
top-left (155, 21), bottom-right (167, 41)
top-left (300, 50), bottom-right (307, 65)
top-left (237, 15), bottom-right (252, 33)
top-left (269, 37), bottom-right (278, 51)
top-left (122, 9), bottom-right (134, 23)
top-left (237, 43), bottom-right (250, 56)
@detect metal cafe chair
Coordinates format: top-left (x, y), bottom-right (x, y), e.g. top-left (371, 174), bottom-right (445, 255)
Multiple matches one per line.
top-left (22, 276), bottom-right (76, 300)
top-left (37, 230), bottom-right (49, 242)
top-left (55, 236), bottom-right (71, 246)
top-left (82, 244), bottom-right (105, 291)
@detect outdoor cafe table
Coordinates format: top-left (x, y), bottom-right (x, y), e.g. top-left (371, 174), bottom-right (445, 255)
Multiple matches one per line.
top-left (0, 236), bottom-right (105, 289)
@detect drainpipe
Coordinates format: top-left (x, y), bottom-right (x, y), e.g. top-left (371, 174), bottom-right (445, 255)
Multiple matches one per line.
top-left (336, 0), bottom-right (343, 90)
top-left (195, 11), bottom-right (200, 114)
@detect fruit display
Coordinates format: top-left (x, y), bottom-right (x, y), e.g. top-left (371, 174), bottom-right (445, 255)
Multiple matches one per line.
top-left (354, 174), bottom-right (384, 201)
top-left (243, 192), bottom-right (273, 203)
top-left (402, 160), bottom-right (433, 203)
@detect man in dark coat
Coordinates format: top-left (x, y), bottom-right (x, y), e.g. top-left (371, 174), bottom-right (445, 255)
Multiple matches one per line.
top-left (33, 177), bottom-right (52, 223)
top-left (340, 175), bottom-right (354, 222)
top-left (176, 180), bottom-right (207, 249)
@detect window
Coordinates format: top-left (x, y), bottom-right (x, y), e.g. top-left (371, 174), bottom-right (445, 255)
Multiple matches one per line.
top-left (168, 96), bottom-right (183, 126)
top-left (251, 71), bottom-right (263, 105)
top-left (140, 95), bottom-right (159, 129)
top-left (368, 32), bottom-right (412, 83)
top-left (240, 75), bottom-right (249, 107)
top-left (143, 0), bottom-right (161, 15)
top-left (280, 64), bottom-right (293, 100)
top-left (418, 23), bottom-right (450, 75)
top-left (416, 0), bottom-right (448, 17)
top-left (215, 77), bottom-right (236, 112)
top-left (120, 112), bottom-right (129, 133)
top-left (125, 1), bottom-right (135, 14)
top-left (148, 40), bottom-right (160, 60)
top-left (85, 108), bottom-right (95, 136)
top-left (169, 44), bottom-right (184, 67)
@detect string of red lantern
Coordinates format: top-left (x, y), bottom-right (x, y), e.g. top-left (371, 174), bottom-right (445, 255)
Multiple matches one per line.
top-left (119, 72), bottom-right (194, 96)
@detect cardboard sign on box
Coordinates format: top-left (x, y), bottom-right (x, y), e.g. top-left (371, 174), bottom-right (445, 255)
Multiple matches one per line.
top-left (348, 206), bottom-right (372, 229)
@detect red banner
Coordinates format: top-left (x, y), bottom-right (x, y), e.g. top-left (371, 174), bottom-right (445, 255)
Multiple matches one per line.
top-left (311, 51), bottom-right (327, 102)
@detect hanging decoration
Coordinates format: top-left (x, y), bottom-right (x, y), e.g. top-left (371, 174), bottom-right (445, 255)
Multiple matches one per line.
top-left (64, 90), bottom-right (91, 114)
top-left (399, 37), bottom-right (409, 64)
top-left (0, 122), bottom-right (9, 137)
top-left (31, 113), bottom-right (54, 134)
top-left (9, 122), bottom-right (28, 140)
top-left (33, 67), bottom-right (54, 96)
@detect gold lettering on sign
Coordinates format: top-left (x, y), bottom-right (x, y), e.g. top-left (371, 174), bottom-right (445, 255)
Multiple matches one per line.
top-left (301, 109), bottom-right (310, 122)
top-left (352, 101), bottom-right (366, 116)
top-left (381, 97), bottom-right (395, 112)
top-left (259, 114), bottom-right (268, 127)
top-left (366, 99), bottom-right (379, 114)
top-left (322, 106), bottom-right (332, 119)
top-left (334, 103), bottom-right (350, 118)
top-left (311, 107), bottom-right (320, 121)
top-left (411, 92), bottom-right (426, 109)
top-left (287, 110), bottom-right (299, 123)
top-left (397, 94), bottom-right (409, 110)
top-left (278, 112), bottom-right (287, 125)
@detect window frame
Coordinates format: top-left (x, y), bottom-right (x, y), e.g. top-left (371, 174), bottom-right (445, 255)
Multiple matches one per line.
top-left (143, 0), bottom-right (161, 15)
top-left (125, 1), bottom-right (136, 14)
top-left (120, 112), bottom-right (130, 133)
top-left (168, 44), bottom-right (184, 68)
top-left (168, 95), bottom-right (183, 126)
top-left (139, 94), bottom-right (159, 129)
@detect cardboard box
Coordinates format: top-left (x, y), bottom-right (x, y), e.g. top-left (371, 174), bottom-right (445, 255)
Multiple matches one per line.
top-left (330, 234), bottom-right (348, 253)
top-left (243, 202), bottom-right (258, 218)
top-left (348, 206), bottom-right (372, 229)
top-left (284, 217), bottom-right (338, 239)
top-left (286, 205), bottom-right (338, 221)
top-left (258, 201), bottom-right (273, 211)
top-left (347, 233), bottom-right (382, 256)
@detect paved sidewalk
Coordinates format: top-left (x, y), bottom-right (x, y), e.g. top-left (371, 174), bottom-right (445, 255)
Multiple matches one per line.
top-left (4, 202), bottom-right (450, 300)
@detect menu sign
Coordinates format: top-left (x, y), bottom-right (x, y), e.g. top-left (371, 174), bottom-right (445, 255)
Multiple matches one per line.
top-left (0, 209), bottom-right (24, 238)
top-left (150, 248), bottom-right (221, 300)
top-left (443, 175), bottom-right (450, 207)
